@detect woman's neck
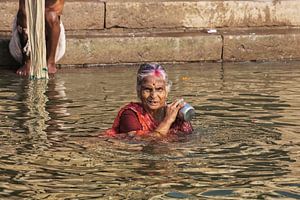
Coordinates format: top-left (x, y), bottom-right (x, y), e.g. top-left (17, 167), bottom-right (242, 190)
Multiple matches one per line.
top-left (148, 107), bottom-right (165, 122)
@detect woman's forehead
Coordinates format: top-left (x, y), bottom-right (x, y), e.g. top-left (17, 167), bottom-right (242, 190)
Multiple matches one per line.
top-left (142, 75), bottom-right (166, 86)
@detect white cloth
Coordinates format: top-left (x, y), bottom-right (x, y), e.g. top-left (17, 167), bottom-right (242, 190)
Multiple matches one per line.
top-left (9, 17), bottom-right (66, 64)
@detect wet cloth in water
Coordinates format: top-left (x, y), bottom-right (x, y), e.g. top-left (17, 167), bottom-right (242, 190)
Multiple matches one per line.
top-left (9, 16), bottom-right (66, 64)
top-left (104, 102), bottom-right (193, 137)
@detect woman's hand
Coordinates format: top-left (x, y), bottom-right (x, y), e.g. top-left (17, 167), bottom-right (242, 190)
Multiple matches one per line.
top-left (154, 99), bottom-right (185, 136)
top-left (164, 99), bottom-right (185, 124)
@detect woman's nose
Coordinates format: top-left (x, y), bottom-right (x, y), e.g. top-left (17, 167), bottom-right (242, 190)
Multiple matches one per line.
top-left (150, 90), bottom-right (158, 97)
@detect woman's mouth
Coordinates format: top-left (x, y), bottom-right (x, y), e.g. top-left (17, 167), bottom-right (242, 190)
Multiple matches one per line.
top-left (147, 99), bottom-right (159, 106)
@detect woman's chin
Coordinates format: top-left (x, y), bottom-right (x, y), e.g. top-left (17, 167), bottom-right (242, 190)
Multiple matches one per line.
top-left (146, 104), bottom-right (162, 111)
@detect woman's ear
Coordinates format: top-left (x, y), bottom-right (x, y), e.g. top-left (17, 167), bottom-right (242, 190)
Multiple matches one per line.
top-left (137, 89), bottom-right (142, 100)
top-left (165, 87), bottom-right (169, 97)
top-left (166, 80), bottom-right (172, 93)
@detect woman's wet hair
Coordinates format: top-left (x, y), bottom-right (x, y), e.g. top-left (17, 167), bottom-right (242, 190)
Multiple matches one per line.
top-left (136, 63), bottom-right (172, 98)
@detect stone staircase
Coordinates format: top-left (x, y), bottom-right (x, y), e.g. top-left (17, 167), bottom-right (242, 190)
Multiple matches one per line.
top-left (1, 0), bottom-right (300, 67)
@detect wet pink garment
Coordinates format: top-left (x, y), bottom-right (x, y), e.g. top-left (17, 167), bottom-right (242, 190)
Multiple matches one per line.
top-left (104, 102), bottom-right (193, 137)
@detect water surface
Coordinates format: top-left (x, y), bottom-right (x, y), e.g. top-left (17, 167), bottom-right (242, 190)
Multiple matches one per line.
top-left (0, 62), bottom-right (299, 199)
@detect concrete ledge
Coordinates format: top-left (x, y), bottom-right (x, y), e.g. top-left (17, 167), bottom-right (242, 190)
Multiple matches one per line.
top-left (223, 28), bottom-right (300, 61)
top-left (61, 31), bottom-right (222, 65)
top-left (2, 28), bottom-right (300, 66)
top-left (106, 0), bottom-right (300, 29)
top-left (0, 0), bottom-right (105, 31)
top-left (0, 30), bottom-right (222, 66)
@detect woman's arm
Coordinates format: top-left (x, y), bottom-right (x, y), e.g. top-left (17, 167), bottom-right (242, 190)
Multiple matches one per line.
top-left (119, 100), bottom-right (185, 139)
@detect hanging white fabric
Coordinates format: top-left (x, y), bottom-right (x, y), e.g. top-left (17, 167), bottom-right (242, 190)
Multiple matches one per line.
top-left (25, 0), bottom-right (48, 79)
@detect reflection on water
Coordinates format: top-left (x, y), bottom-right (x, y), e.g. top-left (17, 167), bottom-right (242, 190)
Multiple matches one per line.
top-left (0, 62), bottom-right (300, 199)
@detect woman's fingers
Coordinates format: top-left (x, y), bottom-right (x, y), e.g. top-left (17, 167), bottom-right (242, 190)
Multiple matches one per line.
top-left (166, 99), bottom-right (185, 120)
top-left (169, 98), bottom-right (182, 106)
top-left (170, 98), bottom-right (184, 110)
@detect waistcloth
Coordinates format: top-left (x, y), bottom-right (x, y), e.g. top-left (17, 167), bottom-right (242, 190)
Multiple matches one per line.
top-left (9, 16), bottom-right (66, 64)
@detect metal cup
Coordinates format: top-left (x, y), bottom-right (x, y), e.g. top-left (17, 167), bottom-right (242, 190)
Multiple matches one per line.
top-left (178, 103), bottom-right (195, 121)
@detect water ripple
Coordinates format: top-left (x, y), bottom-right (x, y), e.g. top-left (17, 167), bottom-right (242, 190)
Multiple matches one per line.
top-left (0, 62), bottom-right (300, 199)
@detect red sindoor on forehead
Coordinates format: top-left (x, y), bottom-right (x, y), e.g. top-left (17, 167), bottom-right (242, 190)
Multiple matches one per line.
top-left (154, 69), bottom-right (161, 77)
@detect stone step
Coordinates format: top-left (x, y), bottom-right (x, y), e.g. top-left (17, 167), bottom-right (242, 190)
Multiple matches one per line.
top-left (1, 0), bottom-right (300, 31)
top-left (1, 27), bottom-right (300, 67)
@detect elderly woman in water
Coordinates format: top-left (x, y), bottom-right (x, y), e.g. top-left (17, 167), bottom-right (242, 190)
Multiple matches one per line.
top-left (104, 63), bottom-right (193, 140)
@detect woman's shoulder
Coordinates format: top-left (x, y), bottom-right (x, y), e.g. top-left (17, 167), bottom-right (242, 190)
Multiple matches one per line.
top-left (119, 104), bottom-right (143, 133)
top-left (121, 108), bottom-right (136, 116)
top-left (121, 102), bottom-right (143, 113)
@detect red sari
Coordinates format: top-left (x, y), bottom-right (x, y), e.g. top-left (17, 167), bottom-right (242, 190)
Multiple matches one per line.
top-left (104, 102), bottom-right (193, 138)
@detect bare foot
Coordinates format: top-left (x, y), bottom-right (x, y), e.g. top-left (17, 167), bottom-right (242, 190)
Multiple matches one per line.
top-left (48, 63), bottom-right (57, 74)
top-left (16, 61), bottom-right (31, 76)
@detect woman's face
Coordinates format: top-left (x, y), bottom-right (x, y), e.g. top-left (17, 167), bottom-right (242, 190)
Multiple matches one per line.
top-left (139, 75), bottom-right (168, 113)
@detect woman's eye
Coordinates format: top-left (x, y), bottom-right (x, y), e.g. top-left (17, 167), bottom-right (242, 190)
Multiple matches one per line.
top-left (157, 88), bottom-right (164, 92)
top-left (143, 88), bottom-right (151, 92)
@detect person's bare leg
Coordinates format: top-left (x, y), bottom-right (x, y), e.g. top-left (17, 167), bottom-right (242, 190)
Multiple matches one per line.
top-left (16, 0), bottom-right (31, 76)
top-left (45, 11), bottom-right (61, 74)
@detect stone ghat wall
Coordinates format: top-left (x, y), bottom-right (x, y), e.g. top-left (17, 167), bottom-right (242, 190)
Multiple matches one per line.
top-left (1, 0), bottom-right (300, 66)
top-left (2, 0), bottom-right (300, 31)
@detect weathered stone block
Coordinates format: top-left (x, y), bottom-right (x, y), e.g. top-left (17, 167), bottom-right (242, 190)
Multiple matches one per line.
top-left (62, 1), bottom-right (105, 30)
top-left (223, 29), bottom-right (300, 61)
top-left (106, 0), bottom-right (300, 29)
top-left (0, 0), bottom-right (105, 31)
top-left (60, 32), bottom-right (222, 64)
top-left (0, 1), bottom-right (18, 31)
